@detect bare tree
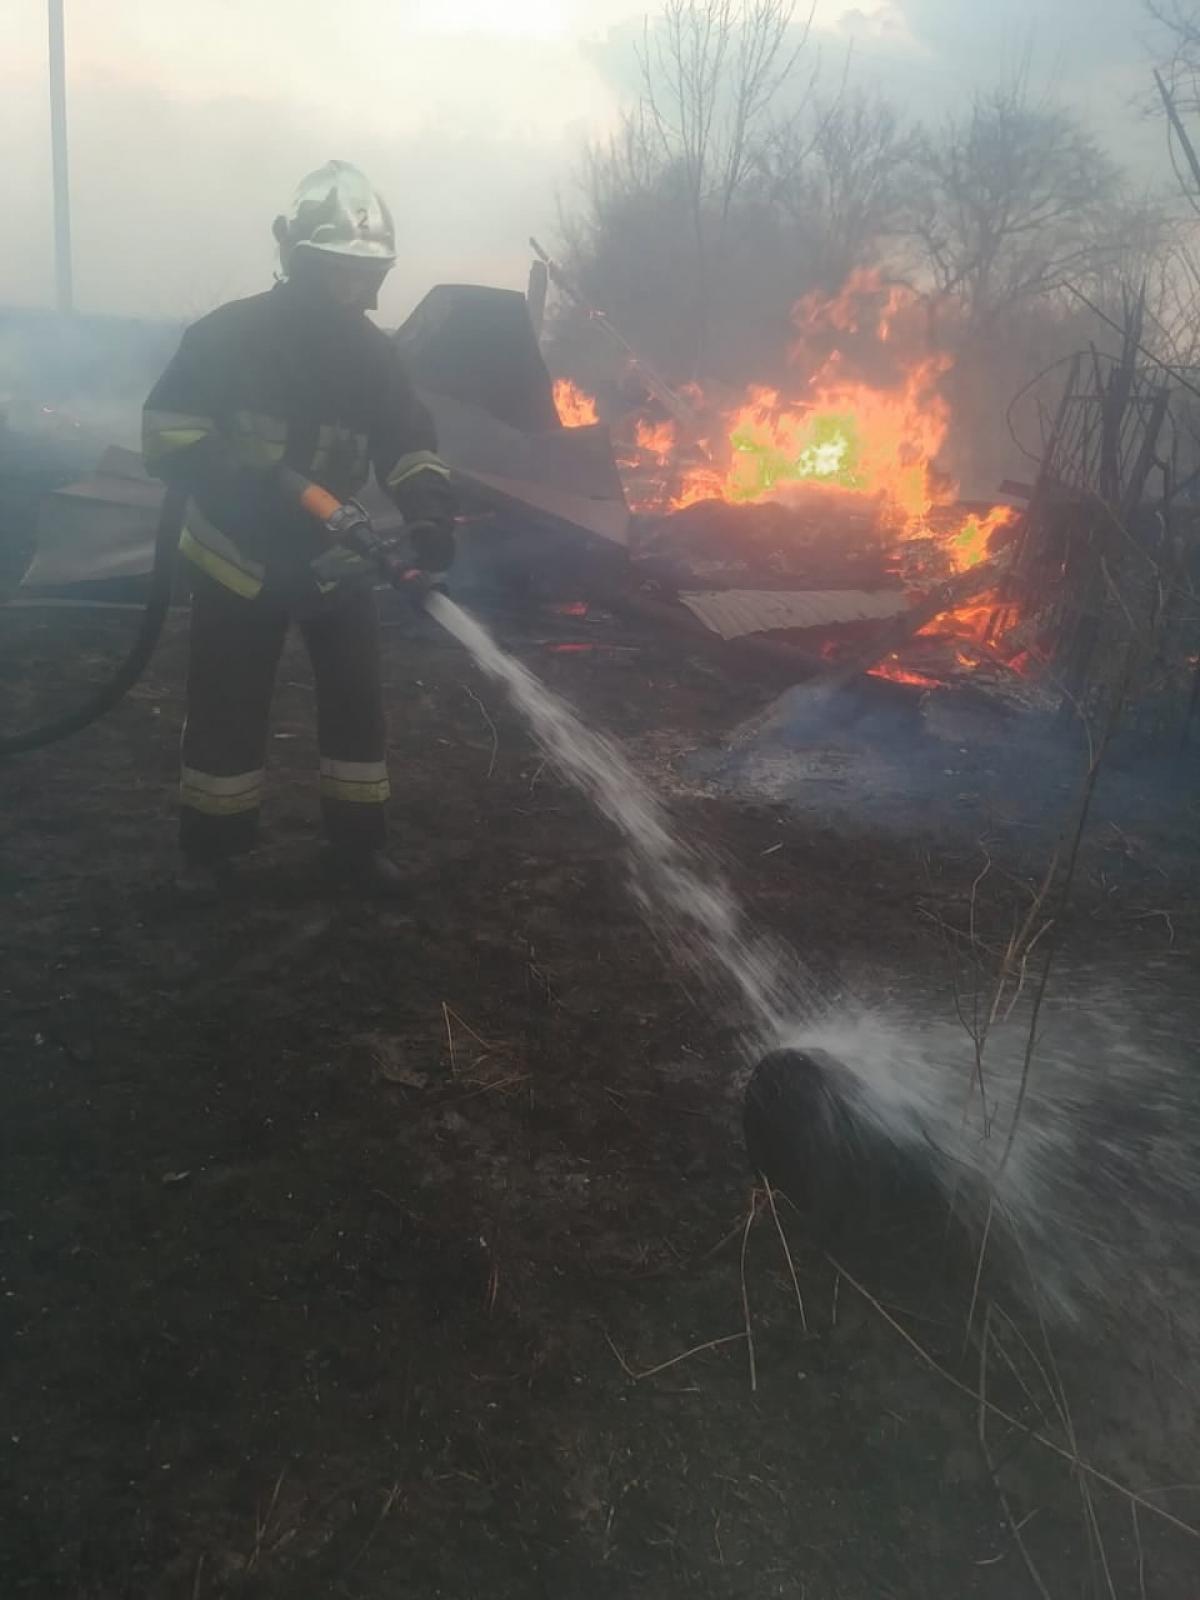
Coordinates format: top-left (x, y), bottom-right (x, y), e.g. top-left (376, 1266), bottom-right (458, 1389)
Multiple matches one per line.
top-left (580, 107), bottom-right (664, 219)
top-left (908, 80), bottom-right (1120, 328)
top-left (555, 108), bottom-right (703, 379)
top-left (1135, 6), bottom-right (1200, 361)
top-left (637, 0), bottom-right (815, 373)
top-left (641, 0), bottom-right (812, 222)
top-left (1070, 199), bottom-right (1200, 367)
top-left (1149, 0), bottom-right (1200, 99)
top-left (762, 90), bottom-right (911, 291)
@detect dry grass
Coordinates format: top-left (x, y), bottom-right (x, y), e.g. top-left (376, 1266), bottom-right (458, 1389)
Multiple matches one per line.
top-left (604, 1328), bottom-right (749, 1382)
top-left (827, 1254), bottom-right (1200, 1544)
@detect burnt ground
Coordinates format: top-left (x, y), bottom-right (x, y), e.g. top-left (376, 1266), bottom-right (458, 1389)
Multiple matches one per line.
top-left (2, 600), bottom-right (1199, 1599)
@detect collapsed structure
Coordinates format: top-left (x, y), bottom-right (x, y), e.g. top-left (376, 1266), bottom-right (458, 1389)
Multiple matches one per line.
top-left (4, 270), bottom-right (1199, 753)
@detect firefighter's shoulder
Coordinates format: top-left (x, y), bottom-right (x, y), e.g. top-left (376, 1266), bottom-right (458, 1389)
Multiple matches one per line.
top-left (179, 291), bottom-right (278, 348)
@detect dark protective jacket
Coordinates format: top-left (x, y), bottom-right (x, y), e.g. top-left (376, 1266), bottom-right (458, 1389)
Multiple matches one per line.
top-left (142, 280), bottom-right (455, 601)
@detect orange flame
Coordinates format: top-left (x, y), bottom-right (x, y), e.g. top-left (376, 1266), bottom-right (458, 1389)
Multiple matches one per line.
top-left (553, 378), bottom-right (599, 428)
top-left (635, 417), bottom-right (676, 460)
top-left (794, 268), bottom-right (913, 343)
top-left (610, 271), bottom-right (1033, 674)
top-left (650, 275), bottom-right (1021, 604)
top-left (920, 596), bottom-right (1022, 644)
top-left (670, 273), bottom-right (958, 532)
top-left (945, 505), bottom-right (1019, 574)
top-left (868, 657), bottom-right (947, 690)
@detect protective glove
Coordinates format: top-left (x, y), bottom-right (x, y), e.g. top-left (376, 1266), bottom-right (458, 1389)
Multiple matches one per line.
top-left (295, 475), bottom-right (451, 602)
top-left (322, 498), bottom-right (382, 558)
top-left (321, 499), bottom-right (419, 583)
top-left (406, 519), bottom-right (456, 577)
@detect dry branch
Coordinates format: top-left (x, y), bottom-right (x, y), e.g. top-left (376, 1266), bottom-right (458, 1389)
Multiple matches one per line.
top-left (829, 1256), bottom-right (1200, 1542)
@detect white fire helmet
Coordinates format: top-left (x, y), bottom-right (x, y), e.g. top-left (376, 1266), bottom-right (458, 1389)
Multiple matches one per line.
top-left (274, 160), bottom-right (396, 274)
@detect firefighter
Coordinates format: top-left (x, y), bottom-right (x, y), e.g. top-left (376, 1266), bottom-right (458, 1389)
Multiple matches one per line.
top-left (143, 161), bottom-right (455, 900)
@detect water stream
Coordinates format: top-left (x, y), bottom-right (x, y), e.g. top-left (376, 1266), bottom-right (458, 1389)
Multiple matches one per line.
top-left (428, 592), bottom-right (824, 1047)
top-left (426, 595), bottom-right (1200, 1329)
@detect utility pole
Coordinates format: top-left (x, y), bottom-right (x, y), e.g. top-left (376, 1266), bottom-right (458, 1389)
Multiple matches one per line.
top-left (48, 0), bottom-right (74, 313)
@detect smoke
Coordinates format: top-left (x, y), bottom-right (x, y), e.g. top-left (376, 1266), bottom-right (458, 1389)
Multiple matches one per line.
top-left (2, 83), bottom-right (578, 324)
top-left (1, 0), bottom-right (1166, 328)
top-left (0, 12), bottom-right (617, 442)
top-left (899, 0), bottom-right (1145, 78)
top-left (0, 8), bottom-right (618, 324)
top-left (0, 309), bottom-right (185, 454)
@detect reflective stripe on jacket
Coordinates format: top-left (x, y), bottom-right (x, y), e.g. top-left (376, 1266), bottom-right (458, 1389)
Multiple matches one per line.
top-left (142, 281), bottom-right (455, 598)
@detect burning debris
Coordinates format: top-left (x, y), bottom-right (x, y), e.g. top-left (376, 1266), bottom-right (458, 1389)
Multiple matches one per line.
top-left (550, 271), bottom-right (1198, 741)
top-left (614, 274), bottom-right (1008, 531)
top-left (552, 377), bottom-right (599, 428)
top-left (559, 272), bottom-right (1031, 690)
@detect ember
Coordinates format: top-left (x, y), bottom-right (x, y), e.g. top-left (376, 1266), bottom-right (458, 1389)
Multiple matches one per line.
top-left (919, 597), bottom-right (1027, 658)
top-left (868, 657), bottom-right (947, 690)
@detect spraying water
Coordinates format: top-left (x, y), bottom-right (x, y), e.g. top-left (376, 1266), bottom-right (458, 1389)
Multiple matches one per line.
top-left (788, 1004), bottom-right (1200, 1323)
top-left (428, 595), bottom-right (1200, 1327)
top-left (428, 592), bottom-right (827, 1043)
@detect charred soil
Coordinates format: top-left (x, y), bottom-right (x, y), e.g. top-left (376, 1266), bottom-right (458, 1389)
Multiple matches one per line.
top-left (2, 604), bottom-right (1198, 1598)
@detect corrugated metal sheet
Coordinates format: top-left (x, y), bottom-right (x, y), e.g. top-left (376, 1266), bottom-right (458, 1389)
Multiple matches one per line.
top-left (422, 390), bottom-right (628, 545)
top-left (22, 448), bottom-right (163, 585)
top-left (679, 588), bottom-right (909, 641)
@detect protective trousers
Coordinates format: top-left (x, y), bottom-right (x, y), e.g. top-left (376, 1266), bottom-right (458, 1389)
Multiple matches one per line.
top-left (180, 575), bottom-right (389, 862)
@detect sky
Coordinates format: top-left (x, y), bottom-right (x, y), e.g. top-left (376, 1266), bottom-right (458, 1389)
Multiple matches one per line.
top-left (0, 0), bottom-right (1175, 325)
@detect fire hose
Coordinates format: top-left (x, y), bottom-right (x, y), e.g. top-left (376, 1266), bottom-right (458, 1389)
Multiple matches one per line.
top-left (2, 474), bottom-right (975, 1259)
top-left (0, 473), bottom-right (435, 757)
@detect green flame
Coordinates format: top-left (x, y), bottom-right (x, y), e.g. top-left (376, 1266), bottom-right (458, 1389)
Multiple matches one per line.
top-left (727, 410), bottom-right (864, 501)
top-left (953, 515), bottom-right (987, 567)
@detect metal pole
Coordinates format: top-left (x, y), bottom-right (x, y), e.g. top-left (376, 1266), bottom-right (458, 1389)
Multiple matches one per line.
top-left (48, 0), bottom-right (74, 313)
